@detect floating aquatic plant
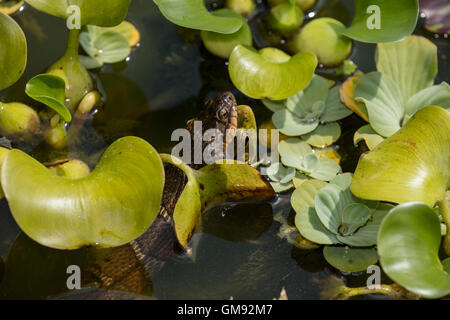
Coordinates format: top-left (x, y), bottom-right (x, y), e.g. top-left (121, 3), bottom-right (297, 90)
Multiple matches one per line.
top-left (291, 174), bottom-right (393, 272)
top-left (264, 76), bottom-right (353, 146)
top-left (229, 46), bottom-right (317, 100)
top-left (1, 136), bottom-right (165, 250)
top-left (378, 203), bottom-right (450, 299)
top-left (268, 0), bottom-right (304, 35)
top-left (200, 9), bottom-right (252, 59)
top-left (0, 12), bottom-right (27, 91)
top-left (0, 102), bottom-right (40, 140)
top-left (344, 36), bottom-right (449, 148)
top-left (266, 138), bottom-right (341, 192)
top-left (226, 0), bottom-right (255, 17)
top-left (153, 0), bottom-right (243, 34)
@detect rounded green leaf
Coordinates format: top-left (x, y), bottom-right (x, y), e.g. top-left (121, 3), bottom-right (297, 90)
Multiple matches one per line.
top-left (323, 246), bottom-right (378, 273)
top-left (268, 2), bottom-right (304, 34)
top-left (376, 35), bottom-right (437, 105)
top-left (301, 122), bottom-right (341, 147)
top-left (308, 158), bottom-right (341, 181)
top-left (267, 162), bottom-right (295, 183)
top-left (330, 173), bottom-right (353, 190)
top-left (1, 136), bottom-right (165, 250)
top-left (272, 109), bottom-right (319, 136)
top-left (351, 106), bottom-right (450, 206)
top-left (339, 203), bottom-right (371, 236)
top-left (200, 9), bottom-right (252, 59)
top-left (321, 86), bottom-right (353, 123)
top-left (0, 12), bottom-right (27, 90)
top-left (292, 179), bottom-right (338, 245)
top-left (378, 203), bottom-right (450, 299)
top-left (80, 27), bottom-right (131, 65)
top-left (154, 0), bottom-right (243, 34)
top-left (25, 74), bottom-right (71, 122)
top-left (229, 45), bottom-right (317, 100)
top-left (25, 0), bottom-right (131, 27)
top-left (335, 0), bottom-right (419, 43)
top-left (279, 138), bottom-right (313, 159)
top-left (354, 72), bottom-right (404, 137)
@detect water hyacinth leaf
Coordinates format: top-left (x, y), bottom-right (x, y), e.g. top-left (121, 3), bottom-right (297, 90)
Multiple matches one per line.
top-left (354, 72), bottom-right (404, 137)
top-left (315, 184), bottom-right (353, 234)
top-left (419, 0), bottom-right (450, 34)
top-left (153, 0), bottom-right (243, 34)
top-left (0, 12), bottom-right (27, 90)
top-left (78, 55), bottom-right (103, 69)
top-left (1, 137), bottom-right (165, 250)
top-left (292, 179), bottom-right (338, 244)
top-left (334, 0), bottom-right (419, 43)
top-left (25, 74), bottom-right (71, 122)
top-left (376, 35), bottom-right (437, 105)
top-left (308, 158), bottom-right (341, 181)
top-left (351, 106), bottom-right (450, 206)
top-left (229, 45), bottom-right (318, 100)
top-left (272, 109), bottom-right (319, 136)
top-left (79, 27), bottom-right (131, 64)
top-left (354, 125), bottom-right (384, 150)
top-left (301, 122), bottom-right (341, 147)
top-left (323, 246), bottom-right (378, 273)
top-left (98, 21), bottom-right (141, 46)
top-left (378, 203), bottom-right (450, 299)
top-left (159, 154), bottom-right (202, 249)
top-left (405, 82), bottom-right (450, 116)
top-left (196, 161), bottom-right (275, 210)
top-left (25, 0), bottom-right (131, 27)
top-left (201, 9), bottom-right (252, 59)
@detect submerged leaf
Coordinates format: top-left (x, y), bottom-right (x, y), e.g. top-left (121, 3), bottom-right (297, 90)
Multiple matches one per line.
top-left (378, 203), bottom-right (450, 299)
top-left (2, 137), bottom-right (165, 250)
top-left (25, 74), bottom-right (71, 122)
top-left (0, 12), bottom-right (27, 90)
top-left (351, 106), bottom-right (450, 206)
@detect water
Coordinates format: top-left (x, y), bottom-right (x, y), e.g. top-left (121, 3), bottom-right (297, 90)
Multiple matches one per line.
top-left (0, 0), bottom-right (448, 300)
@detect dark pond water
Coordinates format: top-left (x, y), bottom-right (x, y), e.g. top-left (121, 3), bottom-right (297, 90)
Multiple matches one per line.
top-left (0, 0), bottom-right (448, 299)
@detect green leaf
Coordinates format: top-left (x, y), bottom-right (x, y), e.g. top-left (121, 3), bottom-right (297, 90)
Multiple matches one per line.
top-left (270, 181), bottom-right (294, 193)
top-left (1, 137), bottom-right (165, 250)
top-left (80, 27), bottom-right (131, 65)
top-left (0, 12), bottom-right (27, 90)
top-left (25, 0), bottom-right (131, 27)
top-left (376, 35), bottom-right (438, 105)
top-left (308, 158), bottom-right (341, 181)
top-left (153, 0), bottom-right (242, 34)
top-left (267, 162), bottom-right (295, 183)
top-left (351, 106), bottom-right (450, 206)
top-left (354, 72), bottom-right (404, 137)
top-left (301, 122), bottom-right (341, 147)
top-left (315, 184), bottom-right (354, 234)
top-left (25, 74), bottom-right (71, 122)
top-left (404, 82), bottom-right (450, 117)
top-left (78, 55), bottom-right (103, 69)
top-left (378, 203), bottom-right (450, 299)
top-left (200, 9), bottom-right (252, 59)
top-left (334, 0), bottom-right (419, 43)
top-left (292, 179), bottom-right (338, 245)
top-left (229, 45), bottom-right (318, 100)
top-left (321, 86), bottom-right (353, 122)
top-left (330, 173), bottom-right (353, 190)
top-left (353, 125), bottom-right (385, 150)
top-left (272, 109), bottom-right (319, 136)
top-left (323, 246), bottom-right (378, 273)
top-left (339, 203), bottom-right (371, 236)
top-left (285, 76), bottom-right (329, 117)
top-left (279, 138), bottom-right (313, 159)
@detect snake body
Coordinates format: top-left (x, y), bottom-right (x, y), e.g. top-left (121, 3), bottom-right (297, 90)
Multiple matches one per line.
top-left (83, 92), bottom-right (239, 293)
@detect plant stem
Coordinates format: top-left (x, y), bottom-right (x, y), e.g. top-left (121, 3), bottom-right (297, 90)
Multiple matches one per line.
top-left (65, 28), bottom-right (81, 58)
top-left (438, 193), bottom-right (450, 256)
top-left (336, 284), bottom-right (420, 300)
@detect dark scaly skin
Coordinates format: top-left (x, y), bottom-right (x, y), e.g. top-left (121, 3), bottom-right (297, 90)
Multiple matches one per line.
top-left (82, 92), bottom-right (238, 294)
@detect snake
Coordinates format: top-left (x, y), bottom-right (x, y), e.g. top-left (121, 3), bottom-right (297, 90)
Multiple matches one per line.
top-left (80, 91), bottom-right (267, 297)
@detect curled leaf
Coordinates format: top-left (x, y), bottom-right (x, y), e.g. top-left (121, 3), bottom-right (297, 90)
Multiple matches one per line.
top-left (26, 74), bottom-right (71, 122)
top-left (229, 45), bottom-right (317, 100)
top-left (2, 136), bottom-right (165, 250)
top-left (339, 71), bottom-right (368, 121)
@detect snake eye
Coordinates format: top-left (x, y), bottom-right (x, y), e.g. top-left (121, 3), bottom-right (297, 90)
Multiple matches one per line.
top-left (218, 108), bottom-right (228, 120)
